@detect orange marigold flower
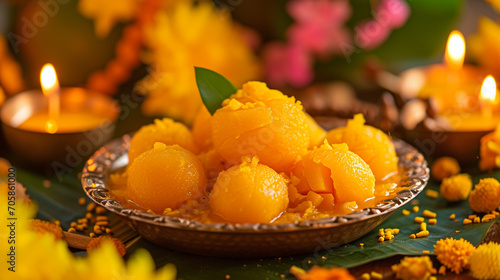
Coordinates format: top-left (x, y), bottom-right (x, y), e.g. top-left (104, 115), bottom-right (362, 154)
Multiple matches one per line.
top-left (28, 219), bottom-right (64, 240)
top-left (391, 256), bottom-right (434, 280)
top-left (290, 265), bottom-right (355, 280)
top-left (440, 173), bottom-right (472, 202)
top-left (433, 238), bottom-right (475, 274)
top-left (431, 157), bottom-right (460, 181)
top-left (86, 236), bottom-right (127, 257)
top-left (469, 242), bottom-right (500, 279)
top-left (469, 178), bottom-right (500, 213)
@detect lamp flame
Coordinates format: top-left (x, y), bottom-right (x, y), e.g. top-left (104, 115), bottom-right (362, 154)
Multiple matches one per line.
top-left (480, 75), bottom-right (497, 103)
top-left (40, 64), bottom-right (59, 94)
top-left (444, 30), bottom-right (465, 71)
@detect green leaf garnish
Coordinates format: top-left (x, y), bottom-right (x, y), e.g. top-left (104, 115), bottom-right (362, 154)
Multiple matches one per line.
top-left (195, 67), bottom-right (238, 115)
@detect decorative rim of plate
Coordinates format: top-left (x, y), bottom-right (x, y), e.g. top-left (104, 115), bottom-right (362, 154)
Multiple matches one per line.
top-left (81, 135), bottom-right (429, 233)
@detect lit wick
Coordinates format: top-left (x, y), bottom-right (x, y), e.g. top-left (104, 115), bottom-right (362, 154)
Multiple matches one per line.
top-left (480, 75), bottom-right (497, 119)
top-left (40, 64), bottom-right (60, 133)
top-left (444, 30), bottom-right (465, 72)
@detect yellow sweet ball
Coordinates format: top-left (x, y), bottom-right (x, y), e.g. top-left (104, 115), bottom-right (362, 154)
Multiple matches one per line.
top-left (431, 157), bottom-right (461, 182)
top-left (209, 156), bottom-right (289, 223)
top-left (291, 142), bottom-right (375, 204)
top-left (304, 112), bottom-right (326, 149)
top-left (440, 174), bottom-right (472, 202)
top-left (325, 114), bottom-right (397, 181)
top-left (469, 178), bottom-right (500, 213)
top-left (128, 118), bottom-right (198, 164)
top-left (191, 106), bottom-right (213, 152)
top-left (127, 143), bottom-right (207, 213)
top-left (212, 82), bottom-right (309, 173)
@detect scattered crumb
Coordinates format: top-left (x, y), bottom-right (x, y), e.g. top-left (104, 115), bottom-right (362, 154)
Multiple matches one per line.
top-left (78, 197), bottom-right (86, 206)
top-left (43, 180), bottom-right (51, 188)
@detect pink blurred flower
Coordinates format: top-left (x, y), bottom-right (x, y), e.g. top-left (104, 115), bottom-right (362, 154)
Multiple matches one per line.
top-left (355, 19), bottom-right (391, 50)
top-left (287, 0), bottom-right (351, 25)
top-left (378, 0), bottom-right (410, 28)
top-left (355, 0), bottom-right (410, 50)
top-left (287, 0), bottom-right (352, 55)
top-left (263, 42), bottom-right (313, 88)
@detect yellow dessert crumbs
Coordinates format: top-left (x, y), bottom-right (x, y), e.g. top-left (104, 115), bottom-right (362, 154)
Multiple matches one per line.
top-left (428, 219), bottom-right (437, 225)
top-left (482, 214), bottom-right (496, 222)
top-left (391, 256), bottom-right (434, 280)
top-left (378, 236), bottom-right (385, 242)
top-left (414, 217), bottom-right (424, 223)
top-left (422, 210), bottom-right (436, 218)
top-left (412, 206), bottom-right (419, 212)
top-left (474, 217), bottom-right (481, 223)
top-left (410, 234), bottom-right (416, 239)
top-left (449, 213), bottom-right (456, 219)
top-left (429, 277), bottom-right (436, 280)
top-left (468, 214), bottom-right (477, 219)
top-left (289, 266), bottom-right (355, 280)
top-left (440, 173), bottom-right (472, 202)
top-left (431, 156), bottom-right (460, 181)
top-left (68, 228), bottom-right (76, 233)
top-left (463, 218), bottom-right (472, 225)
top-left (402, 209), bottom-right (410, 216)
top-left (425, 189), bottom-right (439, 198)
top-left (433, 238), bottom-right (475, 274)
top-left (420, 222), bottom-right (427, 231)
top-left (361, 273), bottom-right (370, 280)
top-left (469, 178), bottom-right (500, 213)
top-left (416, 231), bottom-right (429, 238)
top-left (360, 243), bottom-right (364, 247)
top-left (469, 242), bottom-right (500, 279)
top-left (370, 271), bottom-right (382, 279)
top-left (225, 275), bottom-right (230, 279)
top-left (423, 250), bottom-right (430, 254)
top-left (78, 197), bottom-right (86, 206)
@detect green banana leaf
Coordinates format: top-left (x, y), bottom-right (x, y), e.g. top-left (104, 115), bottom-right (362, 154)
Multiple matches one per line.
top-left (18, 164), bottom-right (499, 280)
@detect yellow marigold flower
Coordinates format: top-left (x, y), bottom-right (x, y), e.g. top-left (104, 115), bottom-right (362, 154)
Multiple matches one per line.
top-left (469, 178), bottom-right (500, 213)
top-left (289, 265), bottom-right (355, 280)
top-left (78, 0), bottom-right (139, 37)
top-left (391, 256), bottom-right (434, 280)
top-left (478, 124), bottom-right (500, 171)
top-left (486, 0), bottom-right (500, 12)
top-left (433, 238), bottom-right (475, 274)
top-left (86, 236), bottom-right (127, 257)
top-left (469, 242), bottom-right (500, 279)
top-left (469, 17), bottom-right (500, 80)
top-left (138, 0), bottom-right (260, 124)
top-left (440, 173), bottom-right (472, 202)
top-left (28, 219), bottom-right (64, 240)
top-left (0, 191), bottom-right (176, 280)
top-left (431, 157), bottom-right (460, 181)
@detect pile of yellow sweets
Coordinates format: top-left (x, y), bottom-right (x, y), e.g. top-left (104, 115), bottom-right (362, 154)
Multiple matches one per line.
top-left (112, 82), bottom-right (400, 224)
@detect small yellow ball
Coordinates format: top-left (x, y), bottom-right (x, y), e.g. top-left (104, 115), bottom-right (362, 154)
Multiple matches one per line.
top-left (440, 174), bottom-right (472, 202)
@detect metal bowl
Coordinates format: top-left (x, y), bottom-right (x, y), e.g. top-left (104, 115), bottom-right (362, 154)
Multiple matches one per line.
top-left (81, 136), bottom-right (429, 258)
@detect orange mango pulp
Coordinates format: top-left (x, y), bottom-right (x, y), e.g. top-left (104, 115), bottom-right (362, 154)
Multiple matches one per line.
top-left (325, 114), bottom-right (398, 181)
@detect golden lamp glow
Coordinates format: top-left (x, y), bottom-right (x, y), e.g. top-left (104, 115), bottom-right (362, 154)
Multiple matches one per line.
top-left (44, 119), bottom-right (58, 134)
top-left (480, 75), bottom-right (497, 103)
top-left (444, 30), bottom-right (465, 71)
